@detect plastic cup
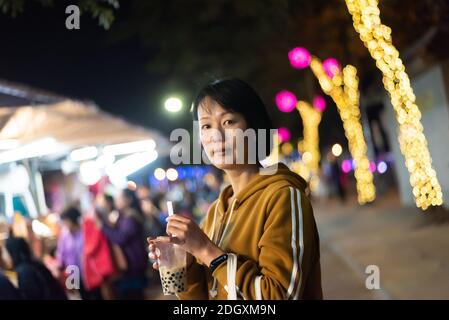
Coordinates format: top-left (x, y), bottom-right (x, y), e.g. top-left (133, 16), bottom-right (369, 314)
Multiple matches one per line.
top-left (157, 242), bottom-right (187, 295)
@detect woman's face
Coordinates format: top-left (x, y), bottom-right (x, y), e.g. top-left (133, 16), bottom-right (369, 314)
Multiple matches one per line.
top-left (114, 192), bottom-right (129, 211)
top-left (198, 97), bottom-right (250, 170)
top-left (95, 194), bottom-right (107, 209)
top-left (95, 194), bottom-right (112, 212)
top-left (62, 219), bottom-right (78, 234)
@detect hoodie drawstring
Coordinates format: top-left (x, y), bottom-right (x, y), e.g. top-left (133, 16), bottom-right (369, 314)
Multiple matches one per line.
top-left (217, 198), bottom-right (237, 246)
top-left (209, 197), bottom-right (238, 298)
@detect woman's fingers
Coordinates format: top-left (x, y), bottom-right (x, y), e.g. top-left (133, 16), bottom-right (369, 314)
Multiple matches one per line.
top-left (167, 224), bottom-right (186, 237)
top-left (152, 261), bottom-right (159, 270)
top-left (168, 235), bottom-right (185, 246)
top-left (166, 225), bottom-right (187, 244)
top-left (148, 251), bottom-right (157, 260)
top-left (155, 236), bottom-right (171, 243)
top-left (147, 236), bottom-right (156, 244)
top-left (167, 219), bottom-right (188, 231)
top-left (167, 214), bottom-right (191, 224)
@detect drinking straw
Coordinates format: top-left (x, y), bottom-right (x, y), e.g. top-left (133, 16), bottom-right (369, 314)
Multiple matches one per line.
top-left (167, 201), bottom-right (174, 216)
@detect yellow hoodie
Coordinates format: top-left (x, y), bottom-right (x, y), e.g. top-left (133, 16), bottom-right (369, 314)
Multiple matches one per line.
top-left (177, 163), bottom-right (322, 300)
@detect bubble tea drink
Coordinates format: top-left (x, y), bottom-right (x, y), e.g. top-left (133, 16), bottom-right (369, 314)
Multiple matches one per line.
top-left (157, 242), bottom-right (187, 295)
top-left (157, 201), bottom-right (187, 295)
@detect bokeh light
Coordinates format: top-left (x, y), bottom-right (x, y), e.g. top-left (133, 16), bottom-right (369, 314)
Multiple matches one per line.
top-left (331, 143), bottom-right (343, 157)
top-left (277, 127), bottom-right (291, 143)
top-left (154, 168), bottom-right (166, 181)
top-left (166, 168), bottom-right (179, 181)
top-left (369, 161), bottom-right (376, 173)
top-left (275, 90), bottom-right (297, 113)
top-left (281, 142), bottom-right (293, 156)
top-left (302, 151), bottom-right (312, 164)
top-left (377, 161), bottom-right (387, 174)
top-left (313, 95), bottom-right (326, 112)
top-left (164, 97), bottom-right (183, 113)
top-left (323, 58), bottom-right (340, 78)
top-left (288, 47), bottom-right (311, 69)
top-left (341, 159), bottom-right (352, 173)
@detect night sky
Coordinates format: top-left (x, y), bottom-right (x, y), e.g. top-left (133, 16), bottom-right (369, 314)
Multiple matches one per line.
top-left (0, 1), bottom-right (349, 149)
top-left (0, 1), bottom-right (185, 134)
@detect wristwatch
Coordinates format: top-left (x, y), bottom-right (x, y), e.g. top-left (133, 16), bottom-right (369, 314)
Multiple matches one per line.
top-left (209, 253), bottom-right (228, 273)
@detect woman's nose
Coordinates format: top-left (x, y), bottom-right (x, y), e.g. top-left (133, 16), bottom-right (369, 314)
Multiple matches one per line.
top-left (209, 126), bottom-right (225, 143)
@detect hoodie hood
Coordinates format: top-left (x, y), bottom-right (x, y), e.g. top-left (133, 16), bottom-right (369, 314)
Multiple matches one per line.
top-left (217, 162), bottom-right (308, 213)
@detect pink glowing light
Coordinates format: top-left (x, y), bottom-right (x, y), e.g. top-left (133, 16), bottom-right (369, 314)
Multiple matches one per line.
top-left (288, 47), bottom-right (312, 69)
top-left (369, 161), bottom-right (376, 173)
top-left (341, 160), bottom-right (352, 173)
top-left (313, 95), bottom-right (326, 112)
top-left (275, 90), bottom-right (297, 113)
top-left (277, 127), bottom-right (291, 143)
top-left (323, 58), bottom-right (340, 78)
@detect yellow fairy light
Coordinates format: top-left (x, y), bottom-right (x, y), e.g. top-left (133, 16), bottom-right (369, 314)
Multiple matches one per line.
top-left (310, 57), bottom-right (376, 204)
top-left (296, 100), bottom-right (322, 192)
top-left (345, 0), bottom-right (443, 210)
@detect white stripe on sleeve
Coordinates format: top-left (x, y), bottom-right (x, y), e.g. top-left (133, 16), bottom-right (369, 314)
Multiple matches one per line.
top-left (294, 189), bottom-right (304, 299)
top-left (286, 187), bottom-right (299, 299)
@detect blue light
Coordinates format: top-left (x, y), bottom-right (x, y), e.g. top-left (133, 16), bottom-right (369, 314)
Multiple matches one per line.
top-left (377, 161), bottom-right (387, 174)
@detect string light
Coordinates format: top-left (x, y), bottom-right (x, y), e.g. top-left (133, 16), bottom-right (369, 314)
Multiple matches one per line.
top-left (310, 57), bottom-right (376, 204)
top-left (296, 101), bottom-right (322, 192)
top-left (345, 0), bottom-right (443, 209)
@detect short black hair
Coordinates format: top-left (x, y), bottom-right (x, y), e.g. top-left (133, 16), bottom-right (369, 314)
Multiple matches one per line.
top-left (5, 237), bottom-right (32, 267)
top-left (102, 193), bottom-right (115, 211)
top-left (122, 188), bottom-right (144, 217)
top-left (191, 78), bottom-right (274, 160)
top-left (60, 206), bottom-right (81, 225)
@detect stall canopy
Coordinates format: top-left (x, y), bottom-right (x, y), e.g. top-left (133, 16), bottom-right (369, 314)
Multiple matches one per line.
top-left (0, 80), bottom-right (170, 159)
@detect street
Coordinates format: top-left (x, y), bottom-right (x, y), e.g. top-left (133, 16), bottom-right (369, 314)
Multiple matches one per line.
top-left (316, 190), bottom-right (449, 299)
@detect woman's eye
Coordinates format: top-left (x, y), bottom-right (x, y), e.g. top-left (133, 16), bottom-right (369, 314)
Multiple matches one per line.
top-left (201, 124), bottom-right (210, 130)
top-left (223, 119), bottom-right (235, 126)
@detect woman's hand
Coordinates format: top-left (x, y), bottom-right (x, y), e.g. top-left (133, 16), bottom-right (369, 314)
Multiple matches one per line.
top-left (165, 214), bottom-right (224, 266)
top-left (147, 236), bottom-right (194, 270)
top-left (148, 215), bottom-right (225, 267)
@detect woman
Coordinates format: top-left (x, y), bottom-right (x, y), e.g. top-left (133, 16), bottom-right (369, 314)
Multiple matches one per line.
top-left (82, 194), bottom-right (117, 300)
top-left (98, 189), bottom-right (148, 299)
top-left (149, 78), bottom-right (322, 300)
top-left (5, 237), bottom-right (67, 300)
top-left (57, 206), bottom-right (97, 299)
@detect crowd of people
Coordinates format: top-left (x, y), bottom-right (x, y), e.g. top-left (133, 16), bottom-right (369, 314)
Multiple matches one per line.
top-left (0, 171), bottom-right (221, 300)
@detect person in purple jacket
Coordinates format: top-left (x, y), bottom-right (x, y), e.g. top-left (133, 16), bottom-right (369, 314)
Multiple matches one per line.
top-left (57, 206), bottom-right (103, 300)
top-left (97, 188), bottom-right (148, 299)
